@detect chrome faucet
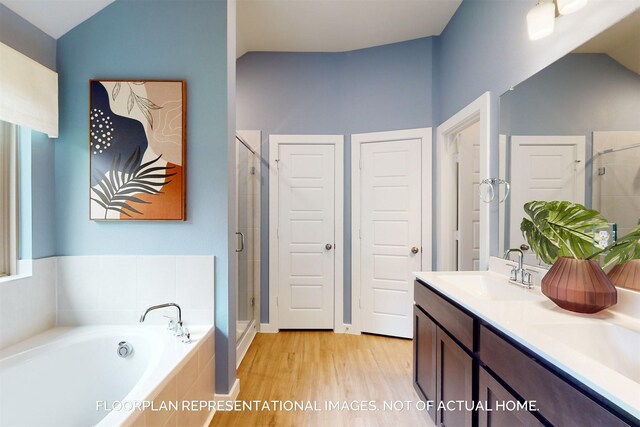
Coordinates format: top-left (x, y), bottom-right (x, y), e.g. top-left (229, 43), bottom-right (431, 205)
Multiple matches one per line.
top-left (140, 303), bottom-right (184, 335)
top-left (504, 248), bottom-right (533, 288)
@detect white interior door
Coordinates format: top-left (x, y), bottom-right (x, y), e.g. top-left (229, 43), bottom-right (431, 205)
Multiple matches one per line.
top-left (457, 121), bottom-right (481, 271)
top-left (278, 143), bottom-right (335, 329)
top-left (510, 135), bottom-right (586, 264)
top-left (360, 138), bottom-right (421, 338)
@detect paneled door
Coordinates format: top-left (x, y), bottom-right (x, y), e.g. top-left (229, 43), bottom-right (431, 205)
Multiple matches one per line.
top-left (359, 137), bottom-right (422, 338)
top-left (277, 143), bottom-right (336, 329)
top-left (510, 135), bottom-right (585, 264)
top-left (457, 121), bottom-right (481, 271)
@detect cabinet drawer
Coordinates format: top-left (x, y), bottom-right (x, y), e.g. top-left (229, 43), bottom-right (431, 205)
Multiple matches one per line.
top-left (479, 325), bottom-right (631, 427)
top-left (414, 280), bottom-right (474, 351)
top-left (478, 367), bottom-right (544, 427)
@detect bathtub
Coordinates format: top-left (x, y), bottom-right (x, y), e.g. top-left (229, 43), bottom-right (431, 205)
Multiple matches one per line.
top-left (0, 324), bottom-right (215, 427)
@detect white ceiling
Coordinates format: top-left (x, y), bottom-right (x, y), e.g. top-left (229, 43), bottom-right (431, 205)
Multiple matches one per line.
top-left (237, 0), bottom-right (462, 57)
top-left (574, 9), bottom-right (640, 75)
top-left (1, 0), bottom-right (462, 56)
top-left (1, 0), bottom-right (115, 39)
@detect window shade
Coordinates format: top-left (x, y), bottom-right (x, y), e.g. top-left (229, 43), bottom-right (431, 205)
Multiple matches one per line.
top-left (0, 42), bottom-right (58, 138)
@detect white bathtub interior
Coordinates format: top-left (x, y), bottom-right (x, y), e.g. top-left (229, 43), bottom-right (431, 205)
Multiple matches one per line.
top-left (0, 324), bottom-right (214, 427)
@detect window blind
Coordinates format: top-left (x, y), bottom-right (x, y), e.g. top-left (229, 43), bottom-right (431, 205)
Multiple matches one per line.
top-left (0, 42), bottom-right (58, 138)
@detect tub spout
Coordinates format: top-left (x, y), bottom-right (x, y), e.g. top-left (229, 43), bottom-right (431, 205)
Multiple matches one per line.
top-left (139, 303), bottom-right (182, 326)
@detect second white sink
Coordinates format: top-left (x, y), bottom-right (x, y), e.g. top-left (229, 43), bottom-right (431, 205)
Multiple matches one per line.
top-left (531, 322), bottom-right (640, 384)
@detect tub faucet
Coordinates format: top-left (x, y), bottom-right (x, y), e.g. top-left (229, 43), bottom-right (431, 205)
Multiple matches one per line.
top-left (139, 303), bottom-right (184, 335)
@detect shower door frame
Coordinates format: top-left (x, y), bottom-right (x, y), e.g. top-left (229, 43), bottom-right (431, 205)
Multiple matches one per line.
top-left (236, 130), bottom-right (261, 367)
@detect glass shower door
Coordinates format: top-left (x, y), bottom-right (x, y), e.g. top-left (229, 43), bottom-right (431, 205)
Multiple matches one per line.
top-left (236, 140), bottom-right (255, 341)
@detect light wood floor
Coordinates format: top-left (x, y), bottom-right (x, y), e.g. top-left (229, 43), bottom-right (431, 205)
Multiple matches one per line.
top-left (211, 331), bottom-right (433, 427)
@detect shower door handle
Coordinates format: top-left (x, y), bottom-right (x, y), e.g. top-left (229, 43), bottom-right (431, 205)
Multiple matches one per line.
top-left (236, 232), bottom-right (245, 252)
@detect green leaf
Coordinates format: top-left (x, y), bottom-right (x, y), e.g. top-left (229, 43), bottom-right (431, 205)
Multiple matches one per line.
top-left (519, 201), bottom-right (609, 264)
top-left (604, 225), bottom-right (640, 268)
top-left (91, 149), bottom-right (175, 219)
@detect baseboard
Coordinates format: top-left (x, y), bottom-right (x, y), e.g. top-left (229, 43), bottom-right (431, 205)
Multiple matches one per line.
top-left (202, 407), bottom-right (215, 427)
top-left (333, 323), bottom-right (360, 335)
top-left (259, 322), bottom-right (278, 333)
top-left (345, 326), bottom-right (361, 335)
top-left (214, 378), bottom-right (240, 402)
top-left (237, 321), bottom-right (257, 368)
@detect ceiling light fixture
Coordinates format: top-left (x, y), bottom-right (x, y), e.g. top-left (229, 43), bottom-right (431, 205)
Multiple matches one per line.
top-left (527, 0), bottom-right (588, 40)
top-left (527, 0), bottom-right (556, 40)
top-left (557, 0), bottom-right (589, 15)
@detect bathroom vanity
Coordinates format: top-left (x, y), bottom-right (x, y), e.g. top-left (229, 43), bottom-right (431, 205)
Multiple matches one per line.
top-left (413, 264), bottom-right (640, 427)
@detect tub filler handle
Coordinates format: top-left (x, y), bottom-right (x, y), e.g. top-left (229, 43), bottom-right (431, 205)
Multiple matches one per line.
top-left (117, 341), bottom-right (134, 358)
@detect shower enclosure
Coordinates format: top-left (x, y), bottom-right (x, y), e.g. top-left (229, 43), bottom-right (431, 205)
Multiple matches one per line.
top-left (235, 132), bottom-right (260, 358)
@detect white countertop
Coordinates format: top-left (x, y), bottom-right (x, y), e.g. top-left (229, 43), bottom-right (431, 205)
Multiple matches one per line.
top-left (415, 262), bottom-right (640, 420)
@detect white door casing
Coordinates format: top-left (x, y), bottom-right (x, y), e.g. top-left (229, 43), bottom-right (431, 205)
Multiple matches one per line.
top-left (351, 128), bottom-right (432, 337)
top-left (268, 135), bottom-right (344, 332)
top-left (457, 122), bottom-right (481, 271)
top-left (436, 92), bottom-right (491, 272)
top-left (509, 135), bottom-right (586, 264)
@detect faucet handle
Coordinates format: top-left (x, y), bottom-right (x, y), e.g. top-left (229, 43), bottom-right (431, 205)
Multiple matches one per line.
top-left (181, 328), bottom-right (191, 343)
top-left (509, 265), bottom-right (519, 281)
top-left (522, 270), bottom-right (535, 288)
top-left (163, 315), bottom-right (177, 331)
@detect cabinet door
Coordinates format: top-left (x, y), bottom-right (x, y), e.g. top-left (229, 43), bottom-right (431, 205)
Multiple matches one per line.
top-left (414, 306), bottom-right (437, 422)
top-left (437, 328), bottom-right (473, 427)
top-left (478, 367), bottom-right (543, 427)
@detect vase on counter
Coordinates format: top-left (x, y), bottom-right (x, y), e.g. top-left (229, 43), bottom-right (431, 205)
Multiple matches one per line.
top-left (542, 257), bottom-right (617, 314)
top-left (607, 259), bottom-right (640, 291)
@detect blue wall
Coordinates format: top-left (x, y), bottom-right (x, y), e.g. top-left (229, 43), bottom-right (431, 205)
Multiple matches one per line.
top-left (500, 53), bottom-right (640, 241)
top-left (237, 37), bottom-right (434, 323)
top-left (434, 0), bottom-right (639, 259)
top-left (0, 3), bottom-right (57, 259)
top-left (56, 0), bottom-right (229, 256)
top-left (56, 0), bottom-right (234, 392)
top-left (0, 3), bottom-right (56, 70)
top-left (503, 54), bottom-right (640, 136)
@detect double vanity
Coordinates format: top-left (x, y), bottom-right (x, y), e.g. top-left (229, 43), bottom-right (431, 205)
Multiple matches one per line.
top-left (413, 258), bottom-right (640, 427)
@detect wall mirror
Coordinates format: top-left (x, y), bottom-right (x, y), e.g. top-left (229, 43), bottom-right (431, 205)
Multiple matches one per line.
top-left (498, 9), bottom-right (640, 278)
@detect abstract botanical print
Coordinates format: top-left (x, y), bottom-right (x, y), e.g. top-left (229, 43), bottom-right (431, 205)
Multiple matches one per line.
top-left (89, 80), bottom-right (186, 220)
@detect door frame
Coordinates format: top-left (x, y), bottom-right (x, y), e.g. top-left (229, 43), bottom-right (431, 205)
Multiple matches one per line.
top-left (236, 130), bottom-right (261, 365)
top-left (436, 92), bottom-right (491, 271)
top-left (350, 128), bottom-right (432, 335)
top-left (267, 134), bottom-right (344, 332)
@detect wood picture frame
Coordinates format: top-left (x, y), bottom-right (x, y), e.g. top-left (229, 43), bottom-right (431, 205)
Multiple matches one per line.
top-left (89, 79), bottom-right (186, 221)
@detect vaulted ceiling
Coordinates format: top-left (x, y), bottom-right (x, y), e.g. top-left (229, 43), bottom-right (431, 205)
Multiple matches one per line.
top-left (1, 0), bottom-right (462, 57)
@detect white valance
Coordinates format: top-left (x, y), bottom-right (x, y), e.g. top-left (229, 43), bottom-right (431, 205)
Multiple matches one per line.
top-left (0, 42), bottom-right (58, 138)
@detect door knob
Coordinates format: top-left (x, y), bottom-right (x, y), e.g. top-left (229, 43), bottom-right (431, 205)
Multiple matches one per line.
top-left (325, 243), bottom-right (333, 250)
top-left (411, 246), bottom-right (419, 254)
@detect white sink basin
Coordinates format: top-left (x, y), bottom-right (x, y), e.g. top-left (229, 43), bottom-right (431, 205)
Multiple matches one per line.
top-left (532, 323), bottom-right (640, 383)
top-left (430, 272), bottom-right (540, 302)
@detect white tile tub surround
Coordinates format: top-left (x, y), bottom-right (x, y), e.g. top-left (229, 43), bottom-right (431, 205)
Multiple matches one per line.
top-left (124, 329), bottom-right (216, 427)
top-left (0, 257), bottom-right (57, 350)
top-left (57, 255), bottom-right (215, 327)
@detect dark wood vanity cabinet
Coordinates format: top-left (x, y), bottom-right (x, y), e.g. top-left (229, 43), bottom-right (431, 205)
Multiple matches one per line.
top-left (414, 279), bottom-right (638, 427)
top-left (436, 327), bottom-right (474, 427)
top-left (478, 367), bottom-right (543, 427)
top-left (414, 306), bottom-right (437, 420)
top-left (414, 281), bottom-right (474, 427)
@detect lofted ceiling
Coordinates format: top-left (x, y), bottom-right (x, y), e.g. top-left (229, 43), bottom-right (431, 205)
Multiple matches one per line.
top-left (237, 0), bottom-right (462, 57)
top-left (0, 0), bottom-right (115, 39)
top-left (573, 9), bottom-right (640, 75)
top-left (1, 0), bottom-right (462, 57)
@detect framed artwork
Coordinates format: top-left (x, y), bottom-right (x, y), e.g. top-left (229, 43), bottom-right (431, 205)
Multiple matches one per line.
top-left (89, 80), bottom-right (186, 220)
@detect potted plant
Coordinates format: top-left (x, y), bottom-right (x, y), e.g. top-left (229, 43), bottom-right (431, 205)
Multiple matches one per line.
top-left (603, 225), bottom-right (640, 291)
top-left (520, 201), bottom-right (617, 314)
